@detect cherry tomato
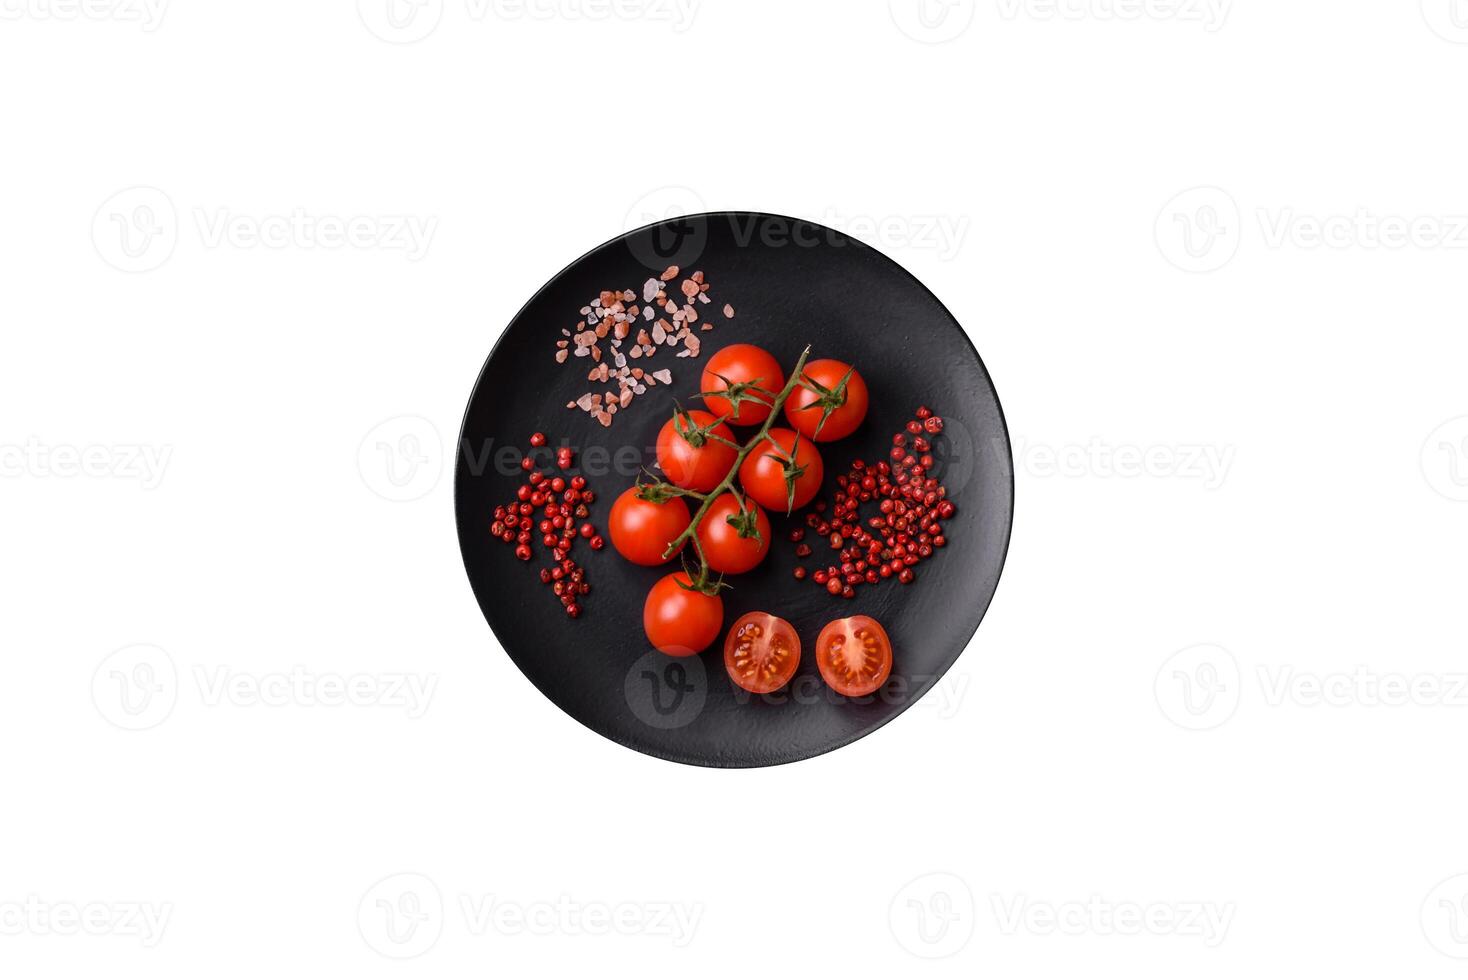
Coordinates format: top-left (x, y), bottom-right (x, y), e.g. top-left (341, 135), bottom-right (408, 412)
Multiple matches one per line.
top-left (815, 615), bottom-right (892, 697)
top-left (643, 572), bottom-right (724, 657)
top-left (700, 344), bottom-right (785, 426)
top-left (738, 427), bottom-right (823, 513)
top-left (696, 493), bottom-right (771, 574)
top-left (784, 359), bottom-right (869, 442)
top-left (608, 487), bottom-right (689, 566)
top-left (656, 409), bottom-right (737, 493)
top-left (724, 611), bottom-right (800, 694)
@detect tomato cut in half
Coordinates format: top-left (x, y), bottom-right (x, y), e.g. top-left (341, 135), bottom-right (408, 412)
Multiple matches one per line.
top-left (724, 612), bottom-right (801, 694)
top-left (815, 615), bottom-right (893, 697)
top-left (643, 572), bottom-right (724, 657)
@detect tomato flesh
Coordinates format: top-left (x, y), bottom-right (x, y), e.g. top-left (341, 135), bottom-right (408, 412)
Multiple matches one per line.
top-left (724, 612), bottom-right (800, 694)
top-left (816, 615), bottom-right (892, 696)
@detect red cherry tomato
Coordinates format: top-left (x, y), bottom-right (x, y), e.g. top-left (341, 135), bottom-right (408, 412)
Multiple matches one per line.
top-left (695, 493), bottom-right (771, 575)
top-left (656, 409), bottom-right (737, 493)
top-left (724, 611), bottom-right (801, 694)
top-left (643, 573), bottom-right (724, 657)
top-left (783, 359), bottom-right (869, 442)
top-left (815, 615), bottom-right (893, 697)
top-left (608, 487), bottom-right (689, 566)
top-left (700, 344), bottom-right (785, 426)
top-left (738, 427), bottom-right (824, 513)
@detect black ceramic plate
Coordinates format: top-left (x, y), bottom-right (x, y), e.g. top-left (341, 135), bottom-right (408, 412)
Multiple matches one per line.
top-left (456, 212), bottom-right (1012, 768)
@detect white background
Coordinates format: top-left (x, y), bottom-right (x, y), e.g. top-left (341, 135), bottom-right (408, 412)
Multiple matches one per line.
top-left (3, 0), bottom-right (1467, 975)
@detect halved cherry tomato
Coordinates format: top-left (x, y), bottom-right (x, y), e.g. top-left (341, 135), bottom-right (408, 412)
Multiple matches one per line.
top-left (815, 615), bottom-right (892, 697)
top-left (644, 572), bottom-right (724, 657)
top-left (738, 427), bottom-right (823, 513)
top-left (784, 359), bottom-right (869, 442)
top-left (724, 611), bottom-right (801, 694)
top-left (609, 487), bottom-right (689, 566)
top-left (656, 409), bottom-right (736, 493)
top-left (696, 493), bottom-right (771, 574)
top-left (700, 344), bottom-right (785, 426)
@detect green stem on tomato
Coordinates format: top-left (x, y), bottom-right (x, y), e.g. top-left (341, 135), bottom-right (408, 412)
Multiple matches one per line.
top-left (662, 345), bottom-right (814, 583)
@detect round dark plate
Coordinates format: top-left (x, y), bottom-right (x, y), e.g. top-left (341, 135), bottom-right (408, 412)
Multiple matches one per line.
top-left (455, 212), bottom-right (1012, 768)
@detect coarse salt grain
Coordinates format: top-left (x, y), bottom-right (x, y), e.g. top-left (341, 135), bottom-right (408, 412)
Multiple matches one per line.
top-left (549, 271), bottom-right (733, 427)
